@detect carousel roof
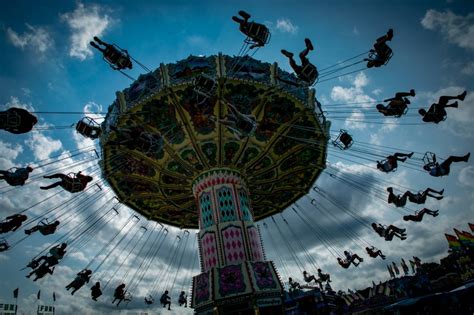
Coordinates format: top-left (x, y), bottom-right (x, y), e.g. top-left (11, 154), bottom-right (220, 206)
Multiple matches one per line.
top-left (101, 54), bottom-right (329, 228)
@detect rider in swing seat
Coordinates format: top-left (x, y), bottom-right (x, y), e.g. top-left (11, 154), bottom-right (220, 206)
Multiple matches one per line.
top-left (90, 36), bottom-right (132, 70)
top-left (25, 220), bottom-right (60, 235)
top-left (160, 290), bottom-right (171, 311)
top-left (419, 91), bottom-right (466, 123)
top-left (403, 208), bottom-right (439, 222)
top-left (91, 282), bottom-right (102, 301)
top-left (371, 223), bottom-right (406, 241)
top-left (377, 152), bottom-right (413, 173)
top-left (112, 283), bottom-right (126, 306)
top-left (178, 291), bottom-right (187, 307)
top-left (423, 152), bottom-right (470, 177)
top-left (0, 166), bottom-right (33, 186)
top-left (281, 38), bottom-right (318, 85)
top-left (0, 214), bottom-right (28, 234)
top-left (65, 269), bottom-right (92, 295)
top-left (40, 171), bottom-right (93, 193)
top-left (366, 246), bottom-right (386, 259)
top-left (232, 10), bottom-right (270, 49)
top-left (0, 107), bottom-right (38, 134)
top-left (376, 89), bottom-right (415, 117)
top-left (365, 29), bottom-right (393, 68)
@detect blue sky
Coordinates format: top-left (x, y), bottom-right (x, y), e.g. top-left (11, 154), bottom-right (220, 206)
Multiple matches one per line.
top-left (1, 1), bottom-right (474, 314)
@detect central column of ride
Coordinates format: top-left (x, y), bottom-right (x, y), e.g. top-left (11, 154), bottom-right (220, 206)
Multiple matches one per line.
top-left (191, 168), bottom-right (283, 314)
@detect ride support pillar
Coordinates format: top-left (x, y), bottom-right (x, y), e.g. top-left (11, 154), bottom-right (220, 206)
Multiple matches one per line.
top-left (190, 168), bottom-right (283, 314)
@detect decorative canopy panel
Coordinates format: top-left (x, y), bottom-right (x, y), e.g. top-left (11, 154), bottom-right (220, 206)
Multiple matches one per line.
top-left (100, 54), bottom-right (329, 228)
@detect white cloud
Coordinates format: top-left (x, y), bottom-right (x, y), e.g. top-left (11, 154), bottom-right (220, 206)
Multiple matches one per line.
top-left (276, 18), bottom-right (299, 34)
top-left (330, 73), bottom-right (374, 130)
top-left (0, 141), bottom-right (24, 169)
top-left (60, 2), bottom-right (113, 60)
top-left (458, 166), bottom-right (474, 188)
top-left (6, 23), bottom-right (54, 53)
top-left (421, 10), bottom-right (474, 51)
top-left (2, 96), bottom-right (35, 111)
top-left (461, 61), bottom-right (474, 76)
top-left (372, 88), bottom-right (383, 96)
top-left (344, 110), bottom-right (367, 130)
top-left (25, 131), bottom-right (63, 160)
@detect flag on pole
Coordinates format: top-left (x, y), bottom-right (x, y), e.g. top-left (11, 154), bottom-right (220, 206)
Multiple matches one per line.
top-left (37, 290), bottom-right (41, 300)
top-left (392, 262), bottom-right (400, 275)
top-left (413, 256), bottom-right (422, 267)
top-left (13, 288), bottom-right (19, 299)
top-left (462, 230), bottom-right (474, 244)
top-left (400, 258), bottom-right (409, 275)
top-left (445, 233), bottom-right (461, 251)
top-left (454, 229), bottom-right (473, 247)
top-left (409, 260), bottom-right (416, 273)
top-left (387, 264), bottom-right (395, 278)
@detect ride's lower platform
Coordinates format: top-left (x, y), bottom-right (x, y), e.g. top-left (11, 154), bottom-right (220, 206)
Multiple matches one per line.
top-left (191, 260), bottom-right (283, 315)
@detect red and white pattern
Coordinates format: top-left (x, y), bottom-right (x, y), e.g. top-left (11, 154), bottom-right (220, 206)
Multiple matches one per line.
top-left (247, 226), bottom-right (264, 261)
top-left (192, 169), bottom-right (247, 196)
top-left (201, 232), bottom-right (218, 271)
top-left (221, 226), bottom-right (245, 264)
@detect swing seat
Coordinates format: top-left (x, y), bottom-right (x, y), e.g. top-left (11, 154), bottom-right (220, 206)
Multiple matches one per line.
top-left (422, 151), bottom-right (436, 168)
top-left (396, 104), bottom-right (409, 117)
top-left (332, 129), bottom-right (353, 150)
top-left (368, 46), bottom-right (393, 66)
top-left (64, 176), bottom-right (85, 193)
top-left (298, 63), bottom-right (318, 85)
top-left (378, 159), bottom-right (397, 173)
top-left (76, 117), bottom-right (102, 139)
top-left (243, 22), bottom-right (271, 48)
top-left (103, 46), bottom-right (132, 70)
top-left (0, 111), bottom-right (21, 128)
top-left (193, 74), bottom-right (216, 97)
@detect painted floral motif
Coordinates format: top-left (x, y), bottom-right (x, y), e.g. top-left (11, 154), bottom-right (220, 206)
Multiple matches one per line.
top-left (195, 272), bottom-right (210, 304)
top-left (218, 264), bottom-right (246, 297)
top-left (251, 262), bottom-right (277, 290)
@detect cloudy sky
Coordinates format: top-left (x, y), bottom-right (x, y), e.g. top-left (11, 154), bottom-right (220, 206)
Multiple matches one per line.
top-left (1, 0), bottom-right (473, 314)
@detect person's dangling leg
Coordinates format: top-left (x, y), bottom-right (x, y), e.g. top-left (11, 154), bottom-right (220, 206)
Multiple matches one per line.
top-left (439, 153), bottom-right (470, 170)
top-left (438, 91), bottom-right (467, 106)
top-left (44, 174), bottom-right (67, 180)
top-left (90, 41), bottom-right (106, 54)
top-left (425, 209), bottom-right (439, 217)
top-left (40, 181), bottom-right (62, 190)
top-left (25, 226), bottom-right (40, 235)
top-left (281, 50), bottom-right (299, 73)
top-left (394, 90), bottom-right (415, 99)
top-left (387, 225), bottom-right (406, 234)
top-left (393, 152), bottom-right (414, 160)
top-left (299, 39), bottom-right (313, 66)
top-left (232, 16), bottom-right (245, 24)
top-left (423, 188), bottom-right (444, 200)
top-left (425, 187), bottom-right (444, 195)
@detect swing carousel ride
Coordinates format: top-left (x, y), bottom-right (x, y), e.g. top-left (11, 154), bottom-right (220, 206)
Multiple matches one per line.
top-left (100, 39), bottom-right (328, 314)
top-left (3, 7), bottom-right (467, 315)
